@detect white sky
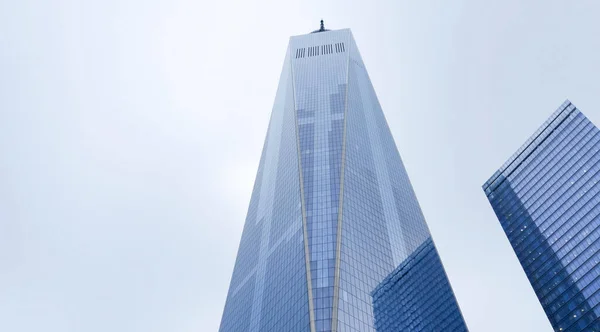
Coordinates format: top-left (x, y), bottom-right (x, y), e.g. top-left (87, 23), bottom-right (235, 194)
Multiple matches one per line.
top-left (1, 1), bottom-right (599, 331)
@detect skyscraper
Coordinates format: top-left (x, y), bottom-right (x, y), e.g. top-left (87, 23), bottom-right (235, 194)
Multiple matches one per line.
top-left (483, 100), bottom-right (600, 332)
top-left (219, 23), bottom-right (467, 332)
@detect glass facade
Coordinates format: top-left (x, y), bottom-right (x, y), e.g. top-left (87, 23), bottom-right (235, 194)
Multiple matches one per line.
top-left (372, 237), bottom-right (469, 332)
top-left (484, 100), bottom-right (600, 332)
top-left (219, 28), bottom-right (467, 332)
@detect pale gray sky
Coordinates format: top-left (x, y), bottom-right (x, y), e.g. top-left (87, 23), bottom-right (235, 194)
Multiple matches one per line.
top-left (1, 0), bottom-right (599, 331)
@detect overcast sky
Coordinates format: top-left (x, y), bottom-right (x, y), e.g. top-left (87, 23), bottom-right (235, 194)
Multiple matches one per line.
top-left (1, 0), bottom-right (600, 331)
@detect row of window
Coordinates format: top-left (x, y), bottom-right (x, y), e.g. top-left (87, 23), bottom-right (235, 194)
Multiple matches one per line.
top-left (295, 42), bottom-right (347, 59)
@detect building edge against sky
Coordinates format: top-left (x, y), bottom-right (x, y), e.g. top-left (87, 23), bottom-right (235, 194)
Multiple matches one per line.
top-left (371, 237), bottom-right (468, 331)
top-left (483, 100), bottom-right (600, 331)
top-left (219, 24), bottom-right (468, 332)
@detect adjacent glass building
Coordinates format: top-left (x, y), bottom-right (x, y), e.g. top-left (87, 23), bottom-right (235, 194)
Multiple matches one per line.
top-left (219, 24), bottom-right (467, 332)
top-left (483, 100), bottom-right (600, 332)
top-left (371, 238), bottom-right (468, 331)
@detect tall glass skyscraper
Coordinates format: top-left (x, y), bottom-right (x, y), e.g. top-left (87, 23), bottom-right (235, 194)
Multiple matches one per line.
top-left (483, 100), bottom-right (600, 332)
top-left (219, 24), bottom-right (467, 332)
